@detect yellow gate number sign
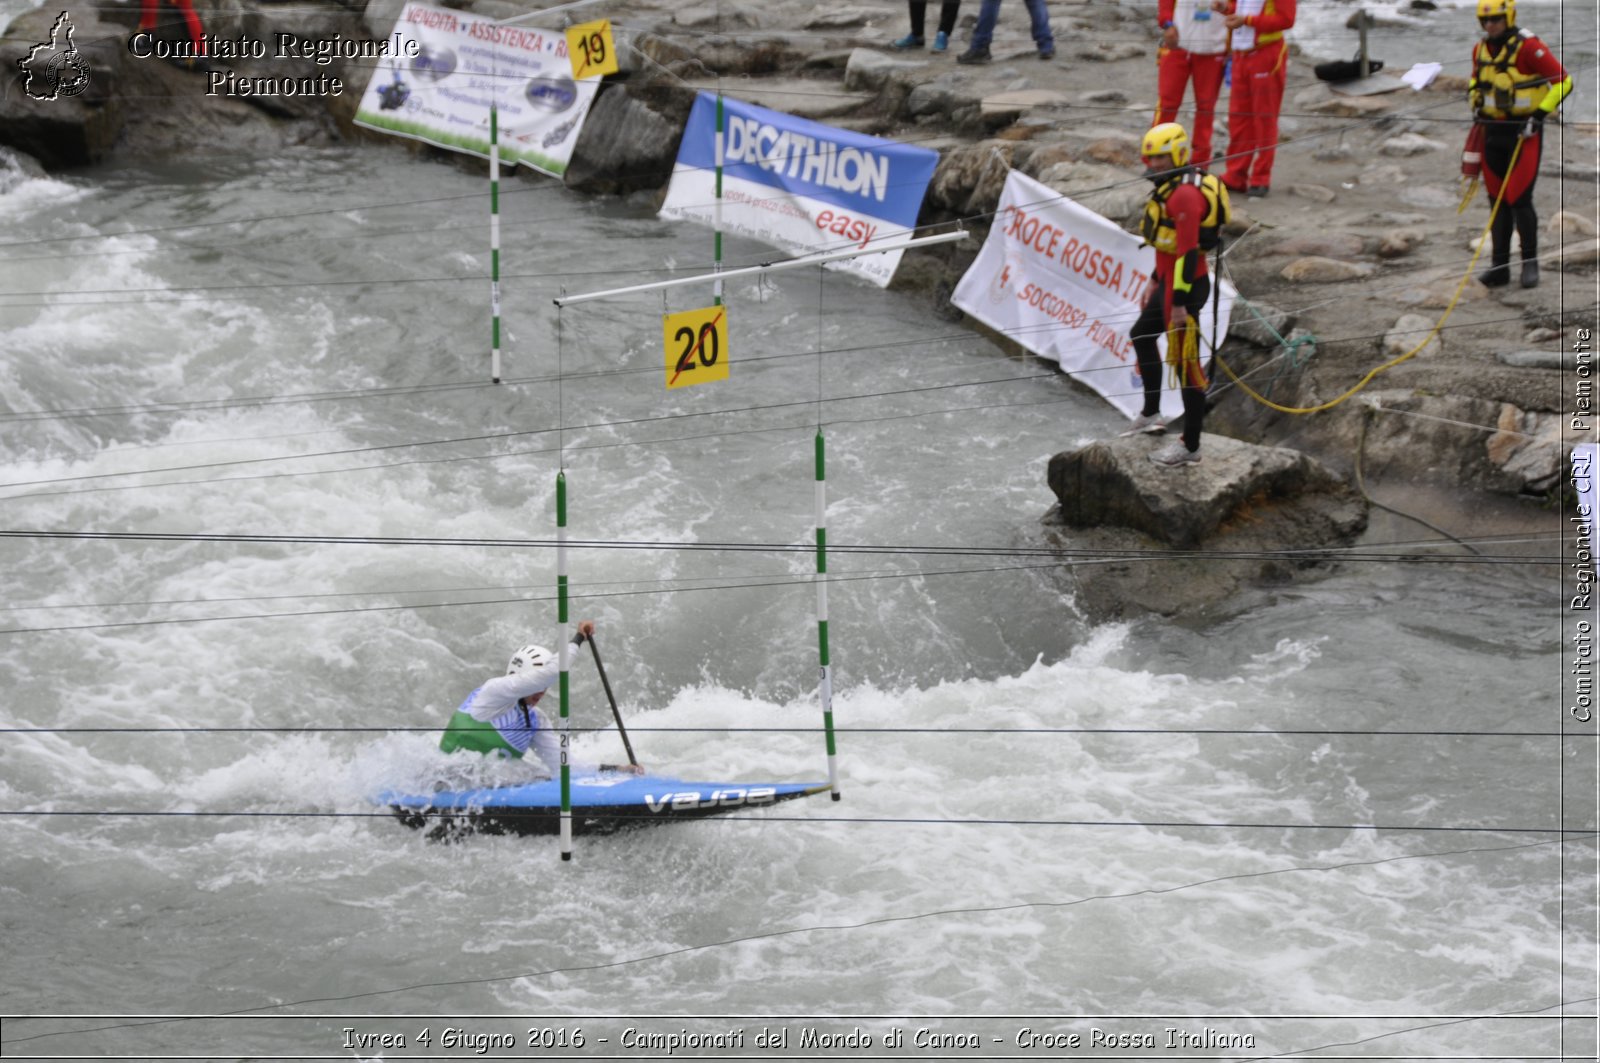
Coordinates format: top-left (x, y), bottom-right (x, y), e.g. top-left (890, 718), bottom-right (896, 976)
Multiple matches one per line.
top-left (566, 20), bottom-right (619, 80)
top-left (663, 306), bottom-right (729, 390)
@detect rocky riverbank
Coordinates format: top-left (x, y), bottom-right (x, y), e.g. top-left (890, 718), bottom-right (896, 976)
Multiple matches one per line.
top-left (3, 0), bottom-right (1593, 604)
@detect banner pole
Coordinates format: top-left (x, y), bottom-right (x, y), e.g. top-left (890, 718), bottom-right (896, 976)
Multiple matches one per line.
top-left (557, 469), bottom-right (572, 859)
top-left (815, 429), bottom-right (840, 800)
top-left (713, 92), bottom-right (724, 307)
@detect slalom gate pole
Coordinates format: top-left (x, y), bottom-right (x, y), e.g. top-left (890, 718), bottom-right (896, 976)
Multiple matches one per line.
top-left (815, 429), bottom-right (840, 800)
top-left (557, 470), bottom-right (573, 859)
top-left (489, 102), bottom-right (502, 383)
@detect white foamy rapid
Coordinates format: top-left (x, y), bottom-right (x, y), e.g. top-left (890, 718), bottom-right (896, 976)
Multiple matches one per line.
top-left (0, 142), bottom-right (1589, 1062)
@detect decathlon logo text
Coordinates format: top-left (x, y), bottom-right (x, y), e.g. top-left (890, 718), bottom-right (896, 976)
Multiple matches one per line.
top-left (724, 117), bottom-right (889, 202)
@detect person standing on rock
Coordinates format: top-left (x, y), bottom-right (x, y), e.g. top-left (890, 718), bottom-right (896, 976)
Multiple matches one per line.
top-left (893, 2), bottom-right (962, 53)
top-left (1210, 0), bottom-right (1295, 197)
top-left (1125, 123), bottom-right (1213, 468)
top-left (1154, 0), bottom-right (1230, 171)
top-left (1469, 0), bottom-right (1572, 289)
top-left (956, 0), bottom-right (1054, 64)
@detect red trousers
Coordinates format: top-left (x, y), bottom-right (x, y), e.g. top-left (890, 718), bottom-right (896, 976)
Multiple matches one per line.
top-left (139, 0), bottom-right (206, 52)
top-left (1156, 49), bottom-right (1227, 170)
top-left (1222, 39), bottom-right (1287, 189)
top-left (1481, 125), bottom-right (1543, 207)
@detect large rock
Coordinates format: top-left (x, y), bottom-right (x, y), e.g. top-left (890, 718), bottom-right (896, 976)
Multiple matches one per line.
top-left (928, 141), bottom-right (1014, 215)
top-left (0, 7), bottom-right (128, 167)
top-left (1032, 159), bottom-right (1147, 223)
top-left (1046, 434), bottom-right (1367, 549)
top-left (1226, 298), bottom-right (1298, 347)
top-left (565, 83), bottom-right (692, 196)
top-left (1042, 435), bottom-right (1368, 617)
top-left (843, 48), bottom-right (925, 93)
top-left (1384, 313), bottom-right (1442, 358)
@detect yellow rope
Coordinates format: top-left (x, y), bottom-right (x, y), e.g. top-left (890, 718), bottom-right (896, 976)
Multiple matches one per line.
top-left (1212, 135), bottom-right (1525, 416)
top-left (1165, 313), bottom-right (1204, 390)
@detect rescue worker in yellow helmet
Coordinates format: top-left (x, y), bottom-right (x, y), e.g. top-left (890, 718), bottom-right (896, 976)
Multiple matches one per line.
top-left (1123, 122), bottom-right (1214, 467)
top-left (1469, 0), bottom-right (1572, 288)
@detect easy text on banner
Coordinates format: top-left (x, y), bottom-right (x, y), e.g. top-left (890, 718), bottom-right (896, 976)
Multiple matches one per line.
top-left (658, 92), bottom-right (940, 288)
top-left (354, 3), bottom-right (600, 177)
top-left (951, 170), bottom-right (1235, 421)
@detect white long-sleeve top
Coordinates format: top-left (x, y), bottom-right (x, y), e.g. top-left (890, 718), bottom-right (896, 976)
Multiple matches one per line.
top-left (458, 651), bottom-right (594, 775)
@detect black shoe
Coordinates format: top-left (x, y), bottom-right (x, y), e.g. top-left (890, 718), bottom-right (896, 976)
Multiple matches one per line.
top-left (1479, 264), bottom-right (1511, 288)
top-left (956, 45), bottom-right (991, 64)
top-left (1038, 44), bottom-right (1055, 59)
top-left (1247, 185), bottom-right (1270, 198)
top-left (1520, 259), bottom-right (1540, 288)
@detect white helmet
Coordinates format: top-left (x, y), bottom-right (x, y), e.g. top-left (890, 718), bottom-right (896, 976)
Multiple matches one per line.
top-left (506, 644), bottom-right (553, 676)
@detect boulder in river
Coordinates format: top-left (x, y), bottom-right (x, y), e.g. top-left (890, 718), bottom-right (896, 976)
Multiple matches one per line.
top-left (1042, 434), bottom-right (1369, 618)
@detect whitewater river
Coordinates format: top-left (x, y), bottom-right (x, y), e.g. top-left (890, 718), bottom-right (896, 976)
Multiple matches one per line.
top-left (0, 77), bottom-right (1595, 1063)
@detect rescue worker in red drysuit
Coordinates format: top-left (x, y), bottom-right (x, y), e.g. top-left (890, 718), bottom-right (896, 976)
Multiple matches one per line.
top-left (1469, 0), bottom-right (1572, 289)
top-left (1154, 0), bottom-right (1229, 171)
top-left (1210, 0), bottom-right (1295, 197)
top-left (138, 0), bottom-right (206, 57)
top-left (1123, 123), bottom-right (1212, 468)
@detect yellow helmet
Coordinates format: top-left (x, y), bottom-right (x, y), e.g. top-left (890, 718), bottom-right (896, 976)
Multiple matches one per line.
top-left (1141, 122), bottom-right (1191, 168)
top-left (1476, 0), bottom-right (1514, 25)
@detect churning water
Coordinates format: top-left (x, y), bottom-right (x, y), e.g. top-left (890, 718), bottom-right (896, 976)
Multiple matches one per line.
top-left (0, 39), bottom-right (1594, 1063)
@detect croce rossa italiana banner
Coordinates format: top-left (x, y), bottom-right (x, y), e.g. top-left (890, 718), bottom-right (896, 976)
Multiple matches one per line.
top-left (953, 170), bottom-right (1236, 421)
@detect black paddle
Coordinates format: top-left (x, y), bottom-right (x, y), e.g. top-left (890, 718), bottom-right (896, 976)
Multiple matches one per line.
top-left (587, 634), bottom-right (639, 768)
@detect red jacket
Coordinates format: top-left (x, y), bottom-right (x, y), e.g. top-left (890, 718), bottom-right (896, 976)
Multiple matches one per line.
top-left (1215, 0), bottom-right (1296, 45)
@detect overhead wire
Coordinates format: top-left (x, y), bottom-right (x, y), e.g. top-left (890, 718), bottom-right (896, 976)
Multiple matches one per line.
top-left (0, 837), bottom-right (1582, 1048)
top-left (0, 289), bottom-right (1567, 500)
top-left (0, 529), bottom-right (1561, 638)
top-left (6, 722), bottom-right (1590, 740)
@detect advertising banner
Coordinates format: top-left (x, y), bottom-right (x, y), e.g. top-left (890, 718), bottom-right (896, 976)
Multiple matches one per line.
top-left (952, 169), bottom-right (1235, 421)
top-left (354, 3), bottom-right (599, 177)
top-left (659, 92), bottom-right (940, 288)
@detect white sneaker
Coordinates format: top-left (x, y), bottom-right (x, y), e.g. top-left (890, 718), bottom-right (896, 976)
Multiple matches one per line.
top-left (1149, 441), bottom-right (1201, 467)
top-left (1118, 413), bottom-right (1167, 437)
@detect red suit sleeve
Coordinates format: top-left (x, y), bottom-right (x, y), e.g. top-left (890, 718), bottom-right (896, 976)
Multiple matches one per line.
top-left (1159, 0), bottom-right (1177, 24)
top-left (1518, 34), bottom-right (1568, 82)
top-left (1251, 0), bottom-right (1295, 34)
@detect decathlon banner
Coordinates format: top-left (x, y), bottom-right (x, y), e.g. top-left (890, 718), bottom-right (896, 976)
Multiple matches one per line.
top-left (354, 3), bottom-right (599, 177)
top-left (658, 92), bottom-right (940, 288)
top-left (951, 169), bottom-right (1235, 421)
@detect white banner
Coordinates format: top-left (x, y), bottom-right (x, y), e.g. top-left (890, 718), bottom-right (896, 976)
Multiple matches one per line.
top-left (659, 93), bottom-right (940, 289)
top-left (952, 170), bottom-right (1234, 421)
top-left (354, 3), bottom-right (599, 178)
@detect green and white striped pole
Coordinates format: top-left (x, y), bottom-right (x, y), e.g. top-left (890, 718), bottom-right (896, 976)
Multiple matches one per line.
top-left (557, 469), bottom-right (573, 858)
top-left (489, 103), bottom-right (503, 384)
top-left (815, 430), bottom-right (840, 800)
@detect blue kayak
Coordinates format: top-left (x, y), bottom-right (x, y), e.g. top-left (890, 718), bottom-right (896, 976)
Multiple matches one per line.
top-left (380, 774), bottom-right (831, 837)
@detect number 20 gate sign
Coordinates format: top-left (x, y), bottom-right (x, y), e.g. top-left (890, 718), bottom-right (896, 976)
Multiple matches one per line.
top-left (952, 170), bottom-right (1234, 421)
